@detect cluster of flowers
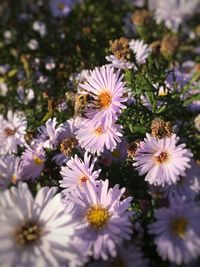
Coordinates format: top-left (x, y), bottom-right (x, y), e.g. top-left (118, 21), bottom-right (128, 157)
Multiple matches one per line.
top-left (1, 0), bottom-right (200, 266)
top-left (1, 60), bottom-right (200, 266)
top-left (0, 108), bottom-right (143, 266)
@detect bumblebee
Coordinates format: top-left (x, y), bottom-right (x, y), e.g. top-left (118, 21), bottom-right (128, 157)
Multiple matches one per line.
top-left (74, 93), bottom-right (92, 117)
top-left (65, 91), bottom-right (96, 118)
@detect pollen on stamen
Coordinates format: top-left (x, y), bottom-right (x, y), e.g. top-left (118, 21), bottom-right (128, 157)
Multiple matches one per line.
top-left (79, 175), bottom-right (88, 184)
top-left (86, 205), bottom-right (110, 230)
top-left (15, 221), bottom-right (42, 246)
top-left (94, 126), bottom-right (104, 135)
top-left (33, 155), bottom-right (44, 165)
top-left (171, 217), bottom-right (188, 239)
top-left (155, 152), bottom-right (169, 164)
top-left (98, 90), bottom-right (112, 109)
top-left (4, 127), bottom-right (16, 137)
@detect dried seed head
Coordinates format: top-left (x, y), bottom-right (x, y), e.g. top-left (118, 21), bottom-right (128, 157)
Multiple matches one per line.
top-left (194, 63), bottom-right (200, 74)
top-left (160, 34), bottom-right (179, 58)
top-left (109, 37), bottom-right (131, 61)
top-left (60, 137), bottom-right (78, 156)
top-left (151, 118), bottom-right (172, 139)
top-left (131, 9), bottom-right (151, 26)
top-left (195, 25), bottom-right (200, 37)
top-left (127, 140), bottom-right (141, 159)
top-left (149, 40), bottom-right (161, 54)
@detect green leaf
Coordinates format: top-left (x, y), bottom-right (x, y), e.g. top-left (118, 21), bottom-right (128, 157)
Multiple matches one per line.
top-left (155, 105), bottom-right (167, 114)
top-left (184, 94), bottom-right (200, 105)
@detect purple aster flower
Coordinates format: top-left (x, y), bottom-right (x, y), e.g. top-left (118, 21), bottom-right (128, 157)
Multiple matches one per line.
top-left (133, 133), bottom-right (192, 186)
top-left (160, 160), bottom-right (200, 200)
top-left (129, 39), bottom-right (151, 65)
top-left (149, 198), bottom-right (200, 265)
top-left (106, 55), bottom-right (134, 70)
top-left (52, 118), bottom-right (79, 165)
top-left (102, 137), bottom-right (128, 164)
top-left (75, 120), bottom-right (123, 154)
top-left (60, 152), bottom-right (101, 193)
top-left (0, 183), bottom-right (79, 267)
top-left (149, 0), bottom-right (200, 30)
top-left (69, 179), bottom-right (133, 260)
top-left (21, 144), bottom-right (45, 181)
top-left (0, 155), bottom-right (23, 190)
top-left (38, 118), bottom-right (64, 149)
top-left (50, 0), bottom-right (73, 17)
top-left (0, 110), bottom-right (27, 155)
top-left (79, 65), bottom-right (127, 127)
top-left (87, 243), bottom-right (149, 267)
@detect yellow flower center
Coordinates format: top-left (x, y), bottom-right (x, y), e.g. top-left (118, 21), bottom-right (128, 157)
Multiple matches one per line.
top-left (86, 205), bottom-right (110, 230)
top-left (11, 174), bottom-right (17, 184)
top-left (155, 152), bottom-right (169, 164)
top-left (111, 149), bottom-right (121, 158)
top-left (15, 221), bottom-right (42, 246)
top-left (94, 126), bottom-right (104, 135)
top-left (57, 3), bottom-right (65, 11)
top-left (4, 127), bottom-right (15, 137)
top-left (79, 175), bottom-right (88, 184)
top-left (158, 87), bottom-right (168, 97)
top-left (171, 217), bottom-right (188, 239)
top-left (33, 155), bottom-right (43, 165)
top-left (98, 91), bottom-right (112, 109)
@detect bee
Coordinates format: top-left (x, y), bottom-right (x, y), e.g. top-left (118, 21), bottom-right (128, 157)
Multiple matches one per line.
top-left (65, 91), bottom-right (96, 118)
top-left (74, 93), bottom-right (92, 118)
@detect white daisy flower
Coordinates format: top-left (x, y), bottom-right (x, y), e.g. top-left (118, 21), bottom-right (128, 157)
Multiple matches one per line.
top-left (0, 155), bottom-right (23, 190)
top-left (0, 183), bottom-right (79, 267)
top-left (0, 110), bottom-right (27, 155)
top-left (129, 39), bottom-right (151, 64)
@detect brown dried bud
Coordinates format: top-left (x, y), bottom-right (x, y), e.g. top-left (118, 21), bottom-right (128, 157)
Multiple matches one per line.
top-left (24, 132), bottom-right (34, 142)
top-left (195, 25), bottom-right (200, 37)
top-left (60, 137), bottom-right (78, 156)
top-left (160, 34), bottom-right (179, 58)
top-left (131, 9), bottom-right (151, 26)
top-left (149, 40), bottom-right (161, 54)
top-left (194, 63), bottom-right (200, 74)
top-left (42, 90), bottom-right (50, 99)
top-left (127, 140), bottom-right (141, 159)
top-left (47, 98), bottom-right (56, 113)
top-left (151, 118), bottom-right (172, 139)
top-left (109, 37), bottom-right (131, 61)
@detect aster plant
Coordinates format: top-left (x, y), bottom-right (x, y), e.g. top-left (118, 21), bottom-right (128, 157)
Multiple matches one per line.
top-left (0, 0), bottom-right (200, 266)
